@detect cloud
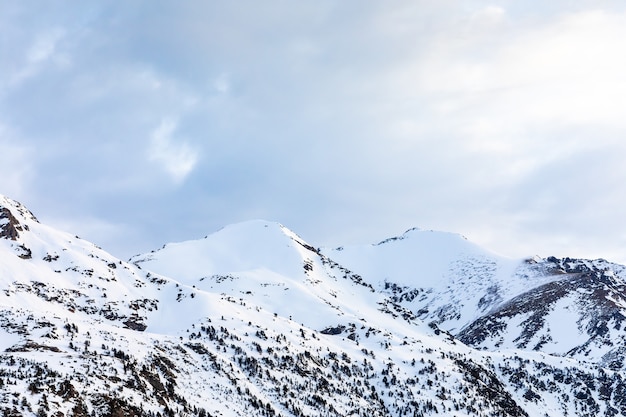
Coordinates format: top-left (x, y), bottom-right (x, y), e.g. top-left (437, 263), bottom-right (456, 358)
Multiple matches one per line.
top-left (148, 119), bottom-right (198, 183)
top-left (406, 9), bottom-right (626, 130)
top-left (4, 0), bottom-right (626, 264)
top-left (10, 27), bottom-right (68, 87)
top-left (359, 7), bottom-right (626, 196)
top-left (471, 6), bottom-right (506, 24)
top-left (27, 28), bottom-right (65, 63)
top-left (213, 73), bottom-right (231, 94)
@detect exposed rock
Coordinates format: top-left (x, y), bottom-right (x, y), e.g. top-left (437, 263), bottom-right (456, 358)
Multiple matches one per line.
top-left (0, 207), bottom-right (22, 240)
top-left (123, 318), bottom-right (147, 331)
top-left (320, 325), bottom-right (345, 335)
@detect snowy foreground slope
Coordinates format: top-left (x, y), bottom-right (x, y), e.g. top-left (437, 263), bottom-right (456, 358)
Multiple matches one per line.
top-left (1, 196), bottom-right (626, 416)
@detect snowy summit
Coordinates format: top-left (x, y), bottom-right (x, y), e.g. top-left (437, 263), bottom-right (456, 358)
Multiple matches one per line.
top-left (0, 194), bottom-right (624, 417)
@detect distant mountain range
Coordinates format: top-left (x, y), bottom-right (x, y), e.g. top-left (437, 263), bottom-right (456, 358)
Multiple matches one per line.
top-left (0, 194), bottom-right (625, 417)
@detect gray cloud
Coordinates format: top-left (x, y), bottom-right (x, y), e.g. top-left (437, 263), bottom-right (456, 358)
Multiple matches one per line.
top-left (3, 1), bottom-right (626, 263)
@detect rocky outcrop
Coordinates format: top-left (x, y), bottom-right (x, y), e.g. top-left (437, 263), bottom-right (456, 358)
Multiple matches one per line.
top-left (0, 206), bottom-right (23, 240)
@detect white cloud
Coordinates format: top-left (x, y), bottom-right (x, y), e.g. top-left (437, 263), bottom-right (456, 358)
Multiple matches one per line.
top-left (213, 73), bottom-right (231, 94)
top-left (472, 5), bottom-right (506, 23)
top-left (148, 119), bottom-right (198, 183)
top-left (27, 28), bottom-right (65, 63)
top-left (412, 9), bottom-right (626, 128)
top-left (372, 7), bottom-right (626, 187)
top-left (11, 28), bottom-right (68, 87)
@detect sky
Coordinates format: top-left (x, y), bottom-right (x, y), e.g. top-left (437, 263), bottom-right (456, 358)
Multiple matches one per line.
top-left (3, 1), bottom-right (626, 263)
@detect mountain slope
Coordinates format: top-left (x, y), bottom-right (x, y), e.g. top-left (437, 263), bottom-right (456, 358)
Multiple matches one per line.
top-left (323, 227), bottom-right (626, 369)
top-left (458, 257), bottom-right (626, 363)
top-left (1, 196), bottom-right (626, 417)
top-left (327, 228), bottom-right (585, 330)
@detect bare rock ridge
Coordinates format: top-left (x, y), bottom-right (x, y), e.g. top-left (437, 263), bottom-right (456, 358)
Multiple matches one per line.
top-left (1, 194), bottom-right (626, 416)
top-left (0, 206), bottom-right (22, 240)
top-left (457, 257), bottom-right (626, 361)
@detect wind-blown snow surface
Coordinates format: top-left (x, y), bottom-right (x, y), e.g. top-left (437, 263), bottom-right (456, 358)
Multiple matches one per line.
top-left (2, 195), bottom-right (626, 417)
top-left (131, 220), bottom-right (386, 332)
top-left (325, 228), bottom-right (556, 331)
top-left (326, 228), bottom-right (626, 364)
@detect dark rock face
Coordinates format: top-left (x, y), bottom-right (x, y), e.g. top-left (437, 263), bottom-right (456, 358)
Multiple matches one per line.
top-left (320, 325), bottom-right (346, 335)
top-left (458, 257), bottom-right (626, 360)
top-left (0, 207), bottom-right (22, 240)
top-left (123, 318), bottom-right (147, 331)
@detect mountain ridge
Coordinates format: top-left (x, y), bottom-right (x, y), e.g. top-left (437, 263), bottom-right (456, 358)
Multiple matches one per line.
top-left (0, 195), bottom-right (626, 416)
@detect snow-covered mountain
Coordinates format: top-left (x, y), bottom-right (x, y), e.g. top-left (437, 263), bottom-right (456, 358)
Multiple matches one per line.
top-left (1, 195), bottom-right (626, 417)
top-left (325, 229), bottom-right (626, 366)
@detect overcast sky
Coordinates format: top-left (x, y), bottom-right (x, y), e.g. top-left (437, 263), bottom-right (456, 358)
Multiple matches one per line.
top-left (3, 1), bottom-right (626, 263)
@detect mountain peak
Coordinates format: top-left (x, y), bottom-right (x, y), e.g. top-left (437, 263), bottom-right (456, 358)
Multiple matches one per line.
top-left (375, 226), bottom-right (469, 246)
top-left (214, 219), bottom-right (297, 239)
top-left (130, 219), bottom-right (317, 285)
top-left (5, 196), bottom-right (626, 417)
top-left (0, 195), bottom-right (39, 241)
